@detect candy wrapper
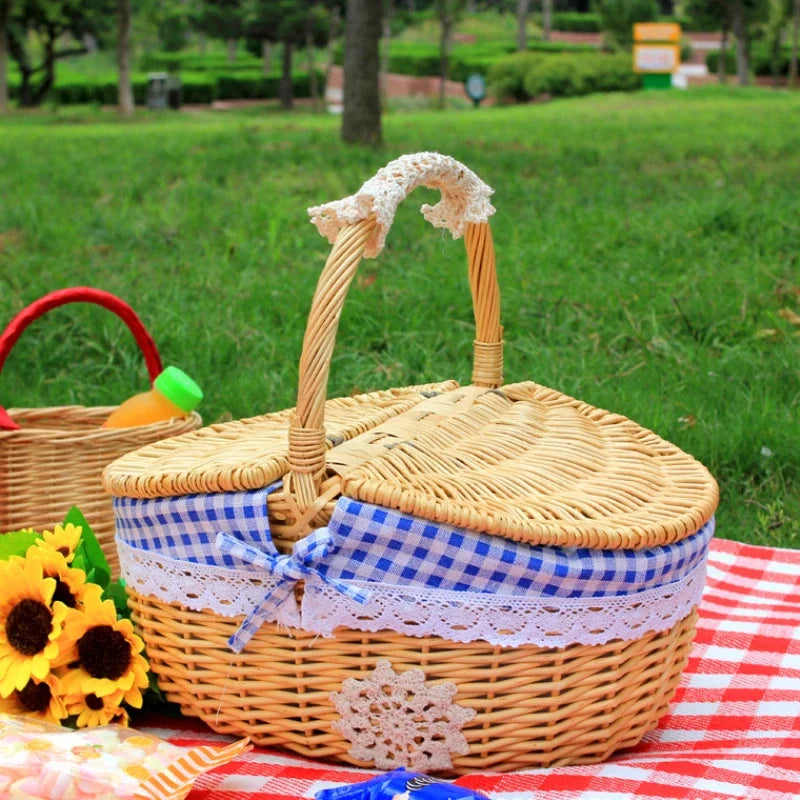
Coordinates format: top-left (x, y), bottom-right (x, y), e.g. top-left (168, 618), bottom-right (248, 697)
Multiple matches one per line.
top-left (0, 714), bottom-right (250, 800)
top-left (315, 769), bottom-right (491, 800)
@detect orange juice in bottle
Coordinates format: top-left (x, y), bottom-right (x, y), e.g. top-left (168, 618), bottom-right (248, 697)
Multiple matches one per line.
top-left (102, 366), bottom-right (202, 428)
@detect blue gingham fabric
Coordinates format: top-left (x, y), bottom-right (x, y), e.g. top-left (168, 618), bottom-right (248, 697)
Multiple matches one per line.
top-left (114, 483), bottom-right (282, 565)
top-left (316, 498), bottom-right (715, 599)
top-left (113, 487), bottom-right (714, 650)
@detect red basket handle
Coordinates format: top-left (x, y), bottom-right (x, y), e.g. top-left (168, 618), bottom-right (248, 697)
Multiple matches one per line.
top-left (0, 287), bottom-right (163, 430)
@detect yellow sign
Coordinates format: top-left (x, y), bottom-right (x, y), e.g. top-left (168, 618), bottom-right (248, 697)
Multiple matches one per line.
top-left (633, 44), bottom-right (681, 73)
top-left (633, 22), bottom-right (681, 42)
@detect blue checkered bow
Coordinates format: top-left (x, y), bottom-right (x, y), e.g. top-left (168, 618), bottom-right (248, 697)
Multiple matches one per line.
top-left (215, 528), bottom-right (372, 652)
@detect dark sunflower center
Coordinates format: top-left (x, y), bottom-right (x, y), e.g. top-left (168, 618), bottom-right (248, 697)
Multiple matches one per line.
top-left (50, 577), bottom-right (77, 609)
top-left (57, 546), bottom-right (71, 557)
top-left (17, 679), bottom-right (52, 712)
top-left (85, 693), bottom-right (105, 711)
top-left (77, 625), bottom-right (132, 680)
top-left (5, 599), bottom-right (53, 655)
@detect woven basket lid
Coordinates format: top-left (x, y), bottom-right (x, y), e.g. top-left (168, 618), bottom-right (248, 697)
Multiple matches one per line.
top-left (103, 154), bottom-right (719, 550)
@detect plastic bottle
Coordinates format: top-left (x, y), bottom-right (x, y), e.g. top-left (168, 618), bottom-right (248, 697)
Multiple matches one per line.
top-left (102, 366), bottom-right (203, 428)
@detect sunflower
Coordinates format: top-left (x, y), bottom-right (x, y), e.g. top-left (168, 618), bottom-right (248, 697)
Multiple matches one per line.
top-left (65, 685), bottom-right (129, 728)
top-left (0, 672), bottom-right (67, 724)
top-left (0, 557), bottom-right (67, 697)
top-left (58, 593), bottom-right (148, 708)
top-left (34, 522), bottom-right (82, 563)
top-left (24, 547), bottom-right (97, 610)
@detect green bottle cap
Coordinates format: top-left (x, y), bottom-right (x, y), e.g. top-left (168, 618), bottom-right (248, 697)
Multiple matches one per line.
top-left (154, 366), bottom-right (203, 413)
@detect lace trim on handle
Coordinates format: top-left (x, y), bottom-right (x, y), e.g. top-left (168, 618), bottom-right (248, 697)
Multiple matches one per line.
top-left (118, 537), bottom-right (706, 648)
top-left (308, 152), bottom-right (496, 258)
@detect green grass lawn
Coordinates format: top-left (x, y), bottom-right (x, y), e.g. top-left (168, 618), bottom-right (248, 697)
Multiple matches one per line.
top-left (1, 88), bottom-right (798, 548)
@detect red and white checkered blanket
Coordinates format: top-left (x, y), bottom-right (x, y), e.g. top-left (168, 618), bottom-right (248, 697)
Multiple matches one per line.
top-left (141, 538), bottom-right (800, 800)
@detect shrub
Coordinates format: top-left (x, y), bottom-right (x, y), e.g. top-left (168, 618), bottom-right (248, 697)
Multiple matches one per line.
top-left (549, 12), bottom-right (602, 33)
top-left (488, 52), bottom-right (544, 101)
top-left (490, 50), bottom-right (641, 102)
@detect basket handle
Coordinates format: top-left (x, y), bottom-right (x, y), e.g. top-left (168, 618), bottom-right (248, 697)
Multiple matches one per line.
top-left (0, 287), bottom-right (163, 430)
top-left (288, 153), bottom-right (502, 511)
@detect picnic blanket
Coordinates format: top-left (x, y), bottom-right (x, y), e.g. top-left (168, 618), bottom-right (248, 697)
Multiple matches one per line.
top-left (139, 537), bottom-right (800, 800)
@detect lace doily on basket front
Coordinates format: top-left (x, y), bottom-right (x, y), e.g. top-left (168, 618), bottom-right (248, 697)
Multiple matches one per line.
top-left (118, 537), bottom-right (706, 648)
top-left (330, 659), bottom-right (475, 772)
top-left (308, 152), bottom-right (496, 258)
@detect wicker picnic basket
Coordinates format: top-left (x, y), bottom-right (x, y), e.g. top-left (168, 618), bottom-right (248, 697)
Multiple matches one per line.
top-left (0, 288), bottom-right (201, 575)
top-left (103, 154), bottom-right (719, 774)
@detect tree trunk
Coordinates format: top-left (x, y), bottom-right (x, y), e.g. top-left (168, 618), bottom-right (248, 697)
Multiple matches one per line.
top-left (381, 0), bottom-right (392, 104)
top-left (8, 29), bottom-right (33, 107)
top-left (516, 0), bottom-right (529, 51)
top-left (117, 0), bottom-right (134, 116)
top-left (280, 39), bottom-right (293, 110)
top-left (30, 25), bottom-right (56, 105)
top-left (326, 4), bottom-right (339, 77)
top-left (0, 1), bottom-right (8, 114)
top-left (226, 38), bottom-right (237, 63)
top-left (791, 0), bottom-right (799, 88)
top-left (718, 24), bottom-right (728, 83)
top-left (262, 39), bottom-right (272, 75)
top-left (306, 24), bottom-right (318, 108)
top-left (342, 0), bottom-right (382, 145)
top-left (731, 0), bottom-right (750, 86)
top-left (542, 0), bottom-right (552, 42)
top-left (439, 3), bottom-right (454, 109)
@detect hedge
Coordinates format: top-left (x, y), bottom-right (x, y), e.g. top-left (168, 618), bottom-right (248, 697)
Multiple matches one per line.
top-left (139, 52), bottom-right (262, 73)
top-left (706, 45), bottom-right (796, 77)
top-left (7, 69), bottom-right (324, 106)
top-left (488, 51), bottom-right (641, 102)
top-left (548, 12), bottom-right (602, 32)
top-left (334, 40), bottom-right (597, 82)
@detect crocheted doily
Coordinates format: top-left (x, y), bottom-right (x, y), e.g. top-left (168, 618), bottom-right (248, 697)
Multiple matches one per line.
top-left (330, 659), bottom-right (475, 771)
top-left (308, 152), bottom-right (496, 258)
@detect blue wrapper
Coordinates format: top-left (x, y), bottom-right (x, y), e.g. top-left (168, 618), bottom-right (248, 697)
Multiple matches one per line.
top-left (315, 769), bottom-right (490, 800)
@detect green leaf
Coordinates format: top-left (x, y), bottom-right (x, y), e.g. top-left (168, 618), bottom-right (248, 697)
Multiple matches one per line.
top-left (103, 580), bottom-right (131, 619)
top-left (63, 507), bottom-right (110, 590)
top-left (0, 529), bottom-right (42, 560)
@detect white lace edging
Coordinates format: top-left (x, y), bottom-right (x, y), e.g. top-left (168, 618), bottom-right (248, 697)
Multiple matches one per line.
top-left (301, 560), bottom-right (707, 648)
top-left (308, 152), bottom-right (496, 258)
top-left (119, 537), bottom-right (706, 648)
top-left (116, 539), bottom-right (301, 628)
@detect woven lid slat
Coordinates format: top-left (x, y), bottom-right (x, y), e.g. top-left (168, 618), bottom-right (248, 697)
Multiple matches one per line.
top-left (337, 382), bottom-right (717, 549)
top-left (103, 382), bottom-right (458, 498)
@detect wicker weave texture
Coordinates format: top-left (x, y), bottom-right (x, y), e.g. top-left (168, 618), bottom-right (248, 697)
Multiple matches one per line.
top-left (0, 407), bottom-right (201, 575)
top-left (129, 591), bottom-right (697, 773)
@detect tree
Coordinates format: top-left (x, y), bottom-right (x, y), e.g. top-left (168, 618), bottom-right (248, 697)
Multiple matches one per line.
top-left (196, 0), bottom-right (246, 62)
top-left (791, 0), bottom-right (799, 87)
top-left (0, 0), bottom-right (9, 113)
top-left (542, 0), bottom-right (552, 42)
top-left (118, 0), bottom-right (134, 116)
top-left (596, 0), bottom-right (658, 49)
top-left (435, 0), bottom-right (465, 108)
top-left (686, 0), bottom-right (732, 83)
top-left (7, 0), bottom-right (114, 107)
top-left (342, 0), bottom-right (382, 144)
top-left (516, 0), bottom-right (529, 50)
top-left (729, 0), bottom-right (769, 84)
top-left (247, 1), bottom-right (329, 110)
